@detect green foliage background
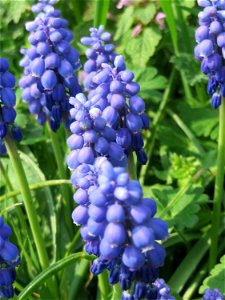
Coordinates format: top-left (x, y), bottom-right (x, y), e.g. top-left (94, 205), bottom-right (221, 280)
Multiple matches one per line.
top-left (0, 0), bottom-right (224, 299)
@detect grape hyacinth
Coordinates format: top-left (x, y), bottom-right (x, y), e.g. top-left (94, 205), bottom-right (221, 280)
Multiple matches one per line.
top-left (19, 0), bottom-right (81, 131)
top-left (121, 278), bottom-right (174, 300)
top-left (66, 93), bottom-right (128, 171)
top-left (195, 0), bottom-right (225, 108)
top-left (0, 58), bottom-right (22, 155)
top-left (202, 288), bottom-right (224, 300)
top-left (0, 216), bottom-right (20, 299)
top-left (67, 155), bottom-right (168, 298)
top-left (80, 26), bottom-right (149, 164)
top-left (67, 115), bottom-right (168, 299)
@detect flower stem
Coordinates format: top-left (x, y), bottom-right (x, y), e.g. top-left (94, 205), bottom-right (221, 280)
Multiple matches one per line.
top-left (98, 270), bottom-right (111, 300)
top-left (209, 99), bottom-right (225, 270)
top-left (0, 161), bottom-right (27, 231)
top-left (47, 124), bottom-right (73, 237)
top-left (111, 283), bottom-right (122, 300)
top-left (139, 69), bottom-right (176, 185)
top-left (0, 179), bottom-right (70, 202)
top-left (128, 150), bottom-right (137, 180)
top-left (5, 135), bottom-right (49, 270)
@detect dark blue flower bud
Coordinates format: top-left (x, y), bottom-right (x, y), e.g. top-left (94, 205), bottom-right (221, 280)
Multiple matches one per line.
top-left (41, 70), bottom-right (57, 90)
top-left (2, 107), bottom-right (16, 123)
top-left (45, 53), bottom-right (60, 69)
top-left (0, 58), bottom-right (9, 72)
top-left (125, 82), bottom-right (140, 95)
top-left (104, 223), bottom-right (126, 246)
top-left (102, 106), bottom-right (118, 127)
top-left (126, 113), bottom-right (143, 133)
top-left (195, 25), bottom-right (209, 42)
top-left (122, 246), bottom-right (145, 270)
top-left (211, 93), bottom-right (222, 108)
top-left (11, 126), bottom-right (23, 142)
top-left (120, 70), bottom-right (134, 82)
top-left (0, 122), bottom-right (7, 138)
top-left (36, 42), bottom-right (51, 56)
top-left (198, 39), bottom-right (214, 57)
top-left (88, 205), bottom-right (107, 222)
top-left (1, 72), bottom-right (16, 88)
top-left (106, 204), bottom-right (125, 222)
top-left (110, 93), bottom-right (126, 110)
top-left (30, 57), bottom-right (45, 77)
top-left (77, 147), bottom-right (95, 164)
top-left (149, 218), bottom-right (168, 240)
top-left (99, 239), bottom-right (120, 259)
top-left (72, 205), bottom-right (89, 225)
top-left (87, 218), bottom-right (106, 237)
top-left (1, 88), bottom-right (16, 107)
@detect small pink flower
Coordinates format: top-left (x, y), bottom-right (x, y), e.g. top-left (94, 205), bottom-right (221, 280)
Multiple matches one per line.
top-left (117, 0), bottom-right (133, 9)
top-left (155, 12), bottom-right (166, 30)
top-left (132, 23), bottom-right (142, 37)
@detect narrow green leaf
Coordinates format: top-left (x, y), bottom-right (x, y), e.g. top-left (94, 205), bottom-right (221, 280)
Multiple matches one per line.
top-left (18, 253), bottom-right (94, 300)
top-left (159, 0), bottom-right (179, 54)
top-left (93, 0), bottom-right (110, 27)
top-left (168, 236), bottom-right (210, 293)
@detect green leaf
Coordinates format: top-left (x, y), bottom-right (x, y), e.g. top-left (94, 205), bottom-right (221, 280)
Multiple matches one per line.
top-left (170, 53), bottom-right (206, 86)
top-left (199, 255), bottom-right (225, 294)
top-left (6, 1), bottom-right (28, 24)
top-left (144, 185), bottom-right (208, 230)
top-left (114, 6), bottom-right (134, 41)
top-left (18, 253), bottom-right (93, 300)
top-left (131, 67), bottom-right (167, 99)
top-left (134, 3), bottom-right (156, 25)
top-left (177, 103), bottom-right (219, 139)
top-left (125, 27), bottom-right (161, 66)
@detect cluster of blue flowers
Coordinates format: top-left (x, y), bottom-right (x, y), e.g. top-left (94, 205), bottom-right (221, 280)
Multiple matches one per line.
top-left (19, 0), bottom-right (81, 131)
top-left (0, 216), bottom-right (20, 299)
top-left (66, 83), bottom-right (171, 298)
top-left (80, 26), bottom-right (149, 164)
top-left (0, 58), bottom-right (22, 155)
top-left (195, 0), bottom-right (225, 108)
top-left (202, 288), bottom-right (224, 300)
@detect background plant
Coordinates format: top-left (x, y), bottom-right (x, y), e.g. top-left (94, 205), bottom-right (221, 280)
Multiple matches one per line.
top-left (0, 0), bottom-right (224, 299)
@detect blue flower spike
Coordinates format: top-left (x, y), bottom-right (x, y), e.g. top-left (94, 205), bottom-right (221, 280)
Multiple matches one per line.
top-left (195, 0), bottom-right (225, 108)
top-left (0, 58), bottom-right (22, 155)
top-left (0, 216), bottom-right (20, 299)
top-left (19, 0), bottom-right (81, 131)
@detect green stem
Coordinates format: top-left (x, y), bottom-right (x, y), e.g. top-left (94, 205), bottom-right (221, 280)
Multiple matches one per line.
top-left (64, 229), bottom-right (82, 257)
top-left (128, 151), bottom-right (137, 180)
top-left (209, 99), bottom-right (225, 269)
top-left (183, 263), bottom-right (207, 300)
top-left (159, 167), bottom-right (206, 219)
top-left (139, 69), bottom-right (176, 185)
top-left (0, 179), bottom-right (70, 202)
top-left (47, 125), bottom-right (73, 237)
top-left (5, 135), bottom-right (49, 270)
top-left (98, 270), bottom-right (111, 300)
top-left (166, 108), bottom-right (205, 155)
top-left (94, 0), bottom-right (110, 27)
top-left (168, 235), bottom-right (210, 294)
top-left (112, 283), bottom-right (122, 300)
top-left (0, 161), bottom-right (27, 231)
